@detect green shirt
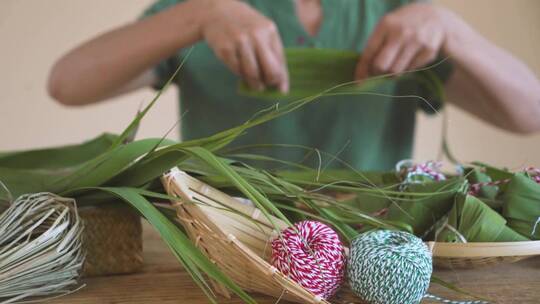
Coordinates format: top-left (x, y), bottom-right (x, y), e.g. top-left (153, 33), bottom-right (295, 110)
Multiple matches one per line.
top-left (142, 0), bottom-right (451, 170)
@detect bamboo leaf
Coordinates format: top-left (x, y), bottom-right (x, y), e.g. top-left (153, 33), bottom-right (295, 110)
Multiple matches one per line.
top-left (239, 48), bottom-right (393, 99)
top-left (48, 138), bottom-right (169, 194)
top-left (0, 133), bottom-right (117, 169)
top-left (431, 275), bottom-right (492, 303)
top-left (111, 48), bottom-right (193, 148)
top-left (182, 147), bottom-right (292, 227)
top-left (110, 131), bottom-right (243, 187)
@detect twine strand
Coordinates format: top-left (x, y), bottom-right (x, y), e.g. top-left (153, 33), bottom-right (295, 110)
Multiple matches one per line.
top-left (531, 217), bottom-right (540, 236)
top-left (424, 293), bottom-right (489, 304)
top-left (468, 166), bottom-right (540, 196)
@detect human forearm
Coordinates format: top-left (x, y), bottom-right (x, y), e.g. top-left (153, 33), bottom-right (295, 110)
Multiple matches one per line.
top-left (354, 3), bottom-right (540, 133)
top-left (49, 0), bottom-right (289, 106)
top-left (443, 11), bottom-right (540, 133)
top-left (48, 0), bottom-right (206, 105)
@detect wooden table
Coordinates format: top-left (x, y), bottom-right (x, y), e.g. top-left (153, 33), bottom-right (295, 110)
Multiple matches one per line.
top-left (51, 224), bottom-right (540, 304)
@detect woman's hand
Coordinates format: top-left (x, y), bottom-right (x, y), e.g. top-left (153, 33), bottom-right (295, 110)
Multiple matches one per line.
top-left (201, 0), bottom-right (288, 92)
top-left (355, 3), bottom-right (456, 80)
top-left (355, 2), bottom-right (540, 134)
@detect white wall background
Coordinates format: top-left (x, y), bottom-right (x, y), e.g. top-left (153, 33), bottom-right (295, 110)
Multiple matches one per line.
top-left (0, 0), bottom-right (179, 150)
top-left (1, 0), bottom-right (539, 168)
top-left (416, 0), bottom-right (540, 169)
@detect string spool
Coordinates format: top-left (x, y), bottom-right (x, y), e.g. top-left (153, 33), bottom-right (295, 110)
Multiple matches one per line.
top-left (348, 230), bottom-right (432, 304)
top-left (397, 160), bottom-right (446, 184)
top-left (271, 220), bottom-right (345, 300)
top-left (524, 167), bottom-right (540, 184)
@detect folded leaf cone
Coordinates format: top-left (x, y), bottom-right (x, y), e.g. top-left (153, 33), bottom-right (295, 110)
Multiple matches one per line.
top-left (503, 173), bottom-right (540, 240)
top-left (464, 167), bottom-right (501, 210)
top-left (437, 194), bottom-right (528, 242)
top-left (385, 178), bottom-right (465, 237)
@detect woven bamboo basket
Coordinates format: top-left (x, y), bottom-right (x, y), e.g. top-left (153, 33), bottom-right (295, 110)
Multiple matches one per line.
top-left (79, 205), bottom-right (143, 277)
top-left (162, 168), bottom-right (540, 303)
top-left (429, 240), bottom-right (540, 269)
top-left (163, 168), bottom-right (358, 303)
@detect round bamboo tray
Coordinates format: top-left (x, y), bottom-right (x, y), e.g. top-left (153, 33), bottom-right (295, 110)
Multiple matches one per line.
top-left (79, 205), bottom-right (143, 277)
top-left (429, 240), bottom-right (540, 269)
top-left (162, 168), bottom-right (540, 303)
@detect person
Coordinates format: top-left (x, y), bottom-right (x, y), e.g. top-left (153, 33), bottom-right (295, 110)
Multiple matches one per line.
top-left (48, 0), bottom-right (540, 170)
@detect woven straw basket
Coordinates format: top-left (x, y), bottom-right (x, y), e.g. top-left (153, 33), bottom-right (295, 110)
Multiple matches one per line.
top-left (79, 205), bottom-right (143, 277)
top-left (162, 168), bottom-right (540, 303)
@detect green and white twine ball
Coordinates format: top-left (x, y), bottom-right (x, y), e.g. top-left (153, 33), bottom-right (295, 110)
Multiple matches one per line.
top-left (348, 230), bottom-right (432, 304)
top-left (347, 230), bottom-right (489, 304)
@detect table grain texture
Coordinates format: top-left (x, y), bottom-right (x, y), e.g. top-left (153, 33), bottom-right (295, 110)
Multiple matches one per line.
top-left (50, 223), bottom-right (540, 304)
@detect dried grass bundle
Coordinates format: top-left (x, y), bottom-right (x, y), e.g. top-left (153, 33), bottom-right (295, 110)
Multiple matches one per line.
top-left (0, 193), bottom-right (84, 304)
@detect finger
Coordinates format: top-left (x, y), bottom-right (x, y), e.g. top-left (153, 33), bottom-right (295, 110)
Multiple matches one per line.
top-left (238, 38), bottom-right (263, 90)
top-left (370, 34), bottom-right (403, 76)
top-left (270, 34), bottom-right (289, 93)
top-left (254, 35), bottom-right (286, 91)
top-left (355, 23), bottom-right (387, 80)
top-left (389, 43), bottom-right (421, 75)
top-left (409, 47), bottom-right (438, 70)
top-left (215, 45), bottom-right (241, 75)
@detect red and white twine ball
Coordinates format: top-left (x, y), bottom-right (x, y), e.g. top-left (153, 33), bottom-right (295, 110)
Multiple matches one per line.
top-left (271, 220), bottom-right (345, 300)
